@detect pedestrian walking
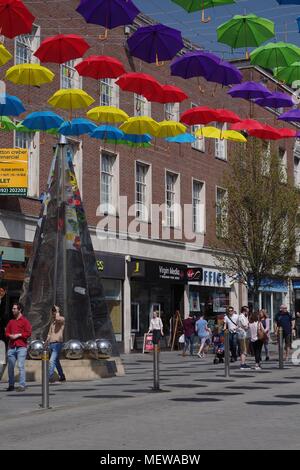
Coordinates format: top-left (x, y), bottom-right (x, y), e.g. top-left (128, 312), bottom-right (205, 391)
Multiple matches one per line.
top-left (295, 312), bottom-right (300, 339)
top-left (45, 305), bottom-right (66, 383)
top-left (224, 306), bottom-right (239, 362)
top-left (195, 314), bottom-right (210, 358)
top-left (274, 305), bottom-right (295, 361)
top-left (237, 306), bottom-right (251, 369)
top-left (5, 303), bottom-right (32, 391)
top-left (182, 313), bottom-right (195, 357)
top-left (148, 311), bottom-right (164, 345)
top-left (249, 311), bottom-right (265, 370)
top-left (259, 309), bottom-right (270, 361)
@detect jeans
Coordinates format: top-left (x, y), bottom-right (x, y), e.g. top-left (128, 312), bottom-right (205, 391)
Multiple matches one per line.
top-left (229, 332), bottom-right (238, 360)
top-left (7, 347), bottom-right (27, 387)
top-left (184, 334), bottom-right (195, 355)
top-left (49, 342), bottom-right (65, 379)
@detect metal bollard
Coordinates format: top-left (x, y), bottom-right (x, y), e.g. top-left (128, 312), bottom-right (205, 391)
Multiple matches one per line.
top-left (278, 327), bottom-right (284, 369)
top-left (41, 349), bottom-right (50, 409)
top-left (153, 344), bottom-right (160, 391)
top-left (224, 329), bottom-right (230, 377)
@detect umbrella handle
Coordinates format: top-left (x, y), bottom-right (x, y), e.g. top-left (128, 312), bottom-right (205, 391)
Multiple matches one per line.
top-left (99, 29), bottom-right (108, 41)
top-left (155, 54), bottom-right (164, 67)
top-left (201, 9), bottom-right (211, 23)
top-left (0, 123), bottom-right (4, 130)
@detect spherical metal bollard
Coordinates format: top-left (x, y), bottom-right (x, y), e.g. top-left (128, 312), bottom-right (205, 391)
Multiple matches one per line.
top-left (28, 340), bottom-right (45, 360)
top-left (84, 340), bottom-right (98, 359)
top-left (95, 338), bottom-right (112, 358)
top-left (63, 339), bottom-right (84, 360)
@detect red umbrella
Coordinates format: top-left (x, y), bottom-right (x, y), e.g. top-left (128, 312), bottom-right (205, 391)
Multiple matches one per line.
top-left (75, 55), bottom-right (125, 79)
top-left (116, 72), bottom-right (161, 98)
top-left (215, 109), bottom-right (241, 124)
top-left (230, 119), bottom-right (264, 131)
top-left (34, 34), bottom-right (90, 64)
top-left (0, 0), bottom-right (35, 39)
top-left (275, 128), bottom-right (297, 139)
top-left (149, 84), bottom-right (188, 104)
top-left (248, 124), bottom-right (281, 140)
top-left (180, 106), bottom-right (220, 126)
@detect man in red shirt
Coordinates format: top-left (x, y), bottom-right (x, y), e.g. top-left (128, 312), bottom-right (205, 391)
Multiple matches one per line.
top-left (182, 313), bottom-right (196, 357)
top-left (5, 303), bottom-right (32, 391)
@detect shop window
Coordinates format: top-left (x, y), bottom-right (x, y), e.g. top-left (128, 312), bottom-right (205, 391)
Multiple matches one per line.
top-left (131, 303), bottom-right (140, 332)
top-left (165, 171), bottom-right (180, 228)
top-left (15, 25), bottom-right (40, 64)
top-left (14, 128), bottom-right (39, 198)
top-left (135, 161), bottom-right (151, 222)
top-left (191, 103), bottom-right (205, 152)
top-left (134, 94), bottom-right (151, 117)
top-left (102, 279), bottom-right (122, 341)
top-left (60, 59), bottom-right (82, 89)
top-left (100, 78), bottom-right (119, 107)
top-left (215, 123), bottom-right (227, 161)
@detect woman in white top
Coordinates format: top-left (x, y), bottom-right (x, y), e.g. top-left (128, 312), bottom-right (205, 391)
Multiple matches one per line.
top-left (249, 311), bottom-right (266, 370)
top-left (148, 311), bottom-right (164, 345)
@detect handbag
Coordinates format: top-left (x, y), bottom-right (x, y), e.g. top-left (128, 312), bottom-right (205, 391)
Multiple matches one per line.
top-left (257, 322), bottom-right (267, 342)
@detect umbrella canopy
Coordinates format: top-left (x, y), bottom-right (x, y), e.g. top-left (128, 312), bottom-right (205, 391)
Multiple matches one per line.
top-left (127, 23), bottom-right (184, 65)
top-left (274, 61), bottom-right (300, 86)
top-left (48, 89), bottom-right (94, 110)
top-left (116, 72), bottom-right (161, 99)
top-left (227, 81), bottom-right (271, 100)
top-left (123, 133), bottom-right (152, 144)
top-left (171, 0), bottom-right (236, 23)
top-left (223, 130), bottom-right (247, 142)
top-left (278, 109), bottom-right (300, 122)
top-left (180, 106), bottom-right (220, 125)
top-left (250, 42), bottom-right (300, 69)
top-left (0, 116), bottom-right (16, 131)
top-left (277, 0), bottom-right (300, 3)
top-left (166, 133), bottom-right (196, 143)
top-left (154, 120), bottom-right (186, 138)
top-left (151, 85), bottom-right (188, 104)
top-left (76, 0), bottom-right (140, 33)
top-left (248, 124), bottom-right (281, 140)
top-left (75, 55), bottom-right (125, 79)
top-left (170, 50), bottom-right (221, 79)
top-left (0, 94), bottom-right (25, 116)
top-left (217, 14), bottom-right (274, 51)
top-left (34, 34), bottom-right (90, 64)
top-left (87, 106), bottom-right (129, 123)
top-left (5, 64), bottom-right (54, 86)
top-left (0, 44), bottom-right (12, 66)
top-left (15, 121), bottom-right (36, 133)
top-left (120, 116), bottom-right (159, 135)
top-left (0, 0), bottom-right (35, 39)
top-left (230, 119), bottom-right (264, 131)
top-left (90, 125), bottom-right (124, 140)
top-left (205, 60), bottom-right (243, 85)
top-left (254, 91), bottom-right (295, 108)
top-left (195, 126), bottom-right (246, 142)
top-left (58, 118), bottom-right (97, 136)
top-left (215, 109), bottom-right (241, 124)
top-left (275, 128), bottom-right (297, 138)
top-left (22, 111), bottom-right (64, 130)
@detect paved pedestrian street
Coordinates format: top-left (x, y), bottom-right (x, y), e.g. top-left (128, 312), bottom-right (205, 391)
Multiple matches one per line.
top-left (0, 351), bottom-right (299, 450)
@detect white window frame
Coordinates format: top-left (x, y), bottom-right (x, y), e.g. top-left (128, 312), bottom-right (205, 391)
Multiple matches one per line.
top-left (100, 149), bottom-right (119, 216)
top-left (164, 103), bottom-right (179, 122)
top-left (135, 161), bottom-right (151, 222)
top-left (15, 25), bottom-right (40, 65)
top-left (216, 186), bottom-right (228, 238)
top-left (165, 170), bottom-right (180, 228)
top-left (134, 94), bottom-right (151, 117)
top-left (215, 123), bottom-right (227, 161)
top-left (14, 127), bottom-right (40, 198)
top-left (60, 59), bottom-right (82, 89)
top-left (294, 155), bottom-right (300, 188)
top-left (99, 78), bottom-right (119, 107)
top-left (192, 179), bottom-right (205, 234)
top-left (191, 103), bottom-right (205, 152)
top-left (279, 147), bottom-right (288, 183)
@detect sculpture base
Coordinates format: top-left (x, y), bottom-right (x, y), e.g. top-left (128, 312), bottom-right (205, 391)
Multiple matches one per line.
top-left (1, 357), bottom-right (125, 383)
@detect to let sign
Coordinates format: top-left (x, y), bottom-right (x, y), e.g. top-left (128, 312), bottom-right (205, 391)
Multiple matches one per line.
top-left (0, 148), bottom-right (28, 196)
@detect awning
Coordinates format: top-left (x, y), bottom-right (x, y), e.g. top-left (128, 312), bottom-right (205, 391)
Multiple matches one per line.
top-left (293, 280), bottom-right (300, 289)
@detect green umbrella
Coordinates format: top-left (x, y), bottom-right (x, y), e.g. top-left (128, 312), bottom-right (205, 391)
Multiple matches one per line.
top-left (171, 0), bottom-right (236, 23)
top-left (274, 62), bottom-right (300, 86)
top-left (16, 121), bottom-right (59, 135)
top-left (250, 42), bottom-right (300, 70)
top-left (217, 14), bottom-right (275, 57)
top-left (0, 116), bottom-right (16, 131)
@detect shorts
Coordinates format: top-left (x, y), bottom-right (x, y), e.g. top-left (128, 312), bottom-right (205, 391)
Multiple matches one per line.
top-left (238, 337), bottom-right (247, 355)
top-left (283, 334), bottom-right (292, 349)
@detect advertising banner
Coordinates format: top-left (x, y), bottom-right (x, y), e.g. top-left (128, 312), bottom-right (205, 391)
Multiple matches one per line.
top-left (0, 148), bottom-right (28, 196)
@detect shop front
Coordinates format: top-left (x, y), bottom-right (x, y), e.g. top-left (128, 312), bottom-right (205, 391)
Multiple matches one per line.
top-left (293, 279), bottom-right (300, 315)
top-left (129, 259), bottom-right (187, 350)
top-left (95, 252), bottom-right (125, 347)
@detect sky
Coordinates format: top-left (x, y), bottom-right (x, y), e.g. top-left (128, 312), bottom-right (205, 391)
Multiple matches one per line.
top-left (133, 0), bottom-right (300, 59)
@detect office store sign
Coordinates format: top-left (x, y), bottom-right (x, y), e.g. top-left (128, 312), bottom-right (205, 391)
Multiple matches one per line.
top-left (201, 268), bottom-right (230, 288)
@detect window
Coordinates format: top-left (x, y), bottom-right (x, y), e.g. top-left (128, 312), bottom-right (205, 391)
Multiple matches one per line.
top-left (131, 303), bottom-right (140, 332)
top-left (134, 94), bottom-right (151, 117)
top-left (279, 147), bottom-right (287, 182)
top-left (215, 123), bottom-right (227, 160)
top-left (216, 187), bottom-right (228, 238)
top-left (15, 25), bottom-right (40, 64)
top-left (135, 162), bottom-right (151, 221)
top-left (100, 78), bottom-right (119, 107)
top-left (60, 60), bottom-right (82, 89)
top-left (294, 156), bottom-right (300, 188)
top-left (190, 104), bottom-right (205, 152)
top-left (193, 180), bottom-right (205, 233)
top-left (164, 103), bottom-right (179, 121)
top-left (100, 151), bottom-right (118, 215)
top-left (165, 171), bottom-right (180, 227)
top-left (14, 129), bottom-right (39, 198)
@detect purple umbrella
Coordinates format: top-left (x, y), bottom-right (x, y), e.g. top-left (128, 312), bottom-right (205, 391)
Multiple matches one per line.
top-left (76, 0), bottom-right (140, 39)
top-left (127, 24), bottom-right (184, 65)
top-left (278, 108), bottom-right (300, 122)
top-left (255, 91), bottom-right (295, 109)
top-left (170, 50), bottom-right (221, 79)
top-left (204, 59), bottom-right (243, 86)
top-left (228, 81), bottom-right (271, 100)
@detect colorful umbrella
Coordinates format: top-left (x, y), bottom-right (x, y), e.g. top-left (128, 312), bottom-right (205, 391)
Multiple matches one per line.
top-left (254, 91), bottom-right (295, 109)
top-left (274, 61), bottom-right (300, 86)
top-left (217, 14), bottom-right (274, 57)
top-left (171, 50), bottom-right (221, 80)
top-left (223, 130), bottom-right (247, 143)
top-left (0, 116), bottom-right (16, 131)
top-left (5, 64), bottom-right (54, 86)
top-left (248, 124), bottom-right (281, 140)
top-left (22, 111), bottom-right (64, 131)
top-left (275, 128), bottom-right (297, 139)
top-left (278, 109), bottom-right (300, 122)
top-left (75, 55), bottom-right (125, 79)
top-left (230, 119), bottom-right (264, 131)
top-left (154, 120), bottom-right (186, 138)
top-left (180, 106), bottom-right (220, 125)
top-left (58, 118), bottom-right (97, 136)
top-left (151, 85), bottom-right (188, 104)
top-left (0, 44), bottom-right (12, 66)
top-left (120, 116), bottom-right (159, 135)
top-left (166, 133), bottom-right (196, 143)
top-left (123, 133), bottom-right (152, 144)
top-left (90, 125), bottom-right (124, 140)
top-left (195, 126), bottom-right (246, 142)
top-left (227, 81), bottom-right (271, 100)
top-left (116, 72), bottom-right (161, 99)
top-left (76, 0), bottom-right (140, 39)
top-left (171, 0), bottom-right (236, 23)
top-left (250, 42), bottom-right (300, 69)
top-left (15, 121), bottom-right (36, 133)
top-left (87, 106), bottom-right (129, 123)
top-left (0, 0), bottom-right (35, 39)
top-left (204, 60), bottom-right (242, 86)
top-left (48, 89), bottom-right (94, 110)
top-left (0, 94), bottom-right (25, 116)
top-left (215, 109), bottom-right (241, 124)
top-left (127, 24), bottom-right (184, 66)
top-left (34, 34), bottom-right (90, 64)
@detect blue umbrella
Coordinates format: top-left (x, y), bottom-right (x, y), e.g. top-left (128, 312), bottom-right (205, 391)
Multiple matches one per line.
top-left (90, 125), bottom-right (124, 140)
top-left (277, 0), bottom-right (300, 4)
top-left (166, 133), bottom-right (196, 143)
top-left (22, 111), bottom-right (64, 130)
top-left (59, 118), bottom-right (97, 136)
top-left (0, 94), bottom-right (25, 116)
top-left (123, 133), bottom-right (152, 144)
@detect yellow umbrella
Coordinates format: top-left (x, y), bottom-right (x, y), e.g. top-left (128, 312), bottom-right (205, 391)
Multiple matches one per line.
top-left (0, 44), bottom-right (12, 67)
top-left (48, 89), bottom-right (94, 110)
top-left (5, 63), bottom-right (54, 86)
top-left (223, 130), bottom-right (247, 142)
top-left (196, 126), bottom-right (221, 139)
top-left (87, 106), bottom-right (129, 124)
top-left (154, 120), bottom-right (186, 138)
top-left (120, 116), bottom-right (159, 135)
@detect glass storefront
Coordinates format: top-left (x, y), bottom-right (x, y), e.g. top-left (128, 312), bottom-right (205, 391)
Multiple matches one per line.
top-left (102, 279), bottom-right (122, 342)
top-left (189, 286), bottom-right (230, 318)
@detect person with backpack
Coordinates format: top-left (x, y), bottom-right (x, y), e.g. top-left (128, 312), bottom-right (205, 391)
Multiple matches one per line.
top-left (274, 305), bottom-right (295, 361)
